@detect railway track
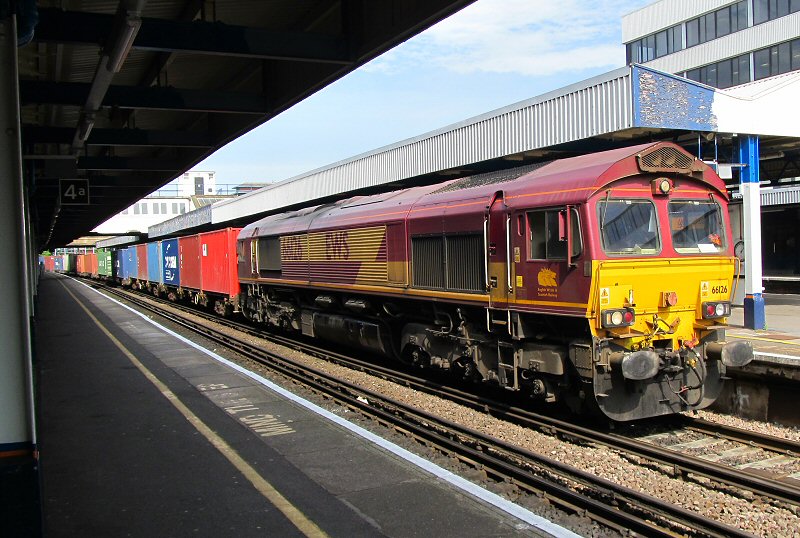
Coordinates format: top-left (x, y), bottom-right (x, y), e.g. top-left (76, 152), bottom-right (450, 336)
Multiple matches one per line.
top-left (87, 279), bottom-right (793, 536)
top-left (631, 416), bottom-right (800, 486)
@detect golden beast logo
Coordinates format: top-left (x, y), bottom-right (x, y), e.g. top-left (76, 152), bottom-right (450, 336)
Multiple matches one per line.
top-left (537, 267), bottom-right (558, 287)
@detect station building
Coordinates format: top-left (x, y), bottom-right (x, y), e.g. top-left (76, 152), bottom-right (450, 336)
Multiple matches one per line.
top-left (623, 0), bottom-right (800, 281)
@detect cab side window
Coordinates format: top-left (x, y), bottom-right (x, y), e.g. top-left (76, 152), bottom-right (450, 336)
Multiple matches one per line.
top-left (528, 208), bottom-right (582, 260)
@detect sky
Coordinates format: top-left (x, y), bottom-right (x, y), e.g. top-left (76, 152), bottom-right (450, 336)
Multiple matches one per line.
top-left (193, 0), bottom-right (654, 187)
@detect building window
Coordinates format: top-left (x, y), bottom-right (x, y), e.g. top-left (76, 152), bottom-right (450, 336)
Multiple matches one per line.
top-left (172, 203), bottom-right (178, 214)
top-left (161, 203), bottom-right (167, 214)
top-left (133, 205), bottom-right (139, 215)
top-left (627, 24), bottom-right (682, 63)
top-left (755, 0), bottom-right (800, 24)
top-left (153, 203), bottom-right (160, 214)
top-left (754, 38), bottom-right (800, 80)
top-left (793, 39), bottom-right (800, 70)
top-left (122, 208), bottom-right (128, 215)
top-left (686, 53), bottom-right (751, 89)
top-left (687, 1), bottom-right (748, 47)
top-left (179, 205), bottom-right (186, 214)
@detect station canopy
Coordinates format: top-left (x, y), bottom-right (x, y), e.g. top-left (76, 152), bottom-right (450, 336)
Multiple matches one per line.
top-left (18, 0), bottom-right (476, 249)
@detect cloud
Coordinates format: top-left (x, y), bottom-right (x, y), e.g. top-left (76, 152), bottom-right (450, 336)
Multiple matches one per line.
top-left (364, 0), bottom-right (650, 76)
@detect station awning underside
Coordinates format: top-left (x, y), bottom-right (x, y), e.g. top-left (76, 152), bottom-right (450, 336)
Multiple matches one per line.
top-left (149, 64), bottom-right (800, 239)
top-left (19, 0), bottom-right (477, 250)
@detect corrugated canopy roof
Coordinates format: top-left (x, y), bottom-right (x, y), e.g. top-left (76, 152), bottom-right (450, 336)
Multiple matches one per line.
top-left (169, 65), bottom-right (800, 239)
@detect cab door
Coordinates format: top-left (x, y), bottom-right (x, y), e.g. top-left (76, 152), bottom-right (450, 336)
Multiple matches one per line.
top-left (486, 191), bottom-right (512, 310)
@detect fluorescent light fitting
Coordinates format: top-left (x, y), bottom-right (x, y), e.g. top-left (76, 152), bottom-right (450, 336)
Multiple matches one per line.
top-left (107, 16), bottom-right (141, 74)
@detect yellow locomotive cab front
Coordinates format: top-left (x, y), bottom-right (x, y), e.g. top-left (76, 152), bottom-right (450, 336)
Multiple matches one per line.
top-left (588, 253), bottom-right (754, 420)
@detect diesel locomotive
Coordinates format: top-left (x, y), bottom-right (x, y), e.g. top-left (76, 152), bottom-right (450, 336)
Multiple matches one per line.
top-left (236, 142), bottom-right (753, 421)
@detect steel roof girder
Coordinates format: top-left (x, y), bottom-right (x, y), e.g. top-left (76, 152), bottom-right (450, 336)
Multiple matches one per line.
top-left (77, 156), bottom-right (183, 172)
top-left (22, 125), bottom-right (215, 148)
top-left (34, 8), bottom-right (351, 64)
top-left (20, 80), bottom-right (270, 114)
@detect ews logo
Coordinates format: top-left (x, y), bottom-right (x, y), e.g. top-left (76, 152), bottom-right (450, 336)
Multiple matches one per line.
top-left (325, 231), bottom-right (349, 260)
top-left (283, 236), bottom-right (305, 261)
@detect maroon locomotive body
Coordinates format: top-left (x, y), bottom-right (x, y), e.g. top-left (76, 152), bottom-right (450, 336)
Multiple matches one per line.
top-left (237, 142), bottom-right (752, 420)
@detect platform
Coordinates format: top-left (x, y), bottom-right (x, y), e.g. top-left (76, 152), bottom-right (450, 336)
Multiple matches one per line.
top-left (727, 297), bottom-right (800, 363)
top-left (710, 298), bottom-right (800, 424)
top-left (32, 273), bottom-right (572, 538)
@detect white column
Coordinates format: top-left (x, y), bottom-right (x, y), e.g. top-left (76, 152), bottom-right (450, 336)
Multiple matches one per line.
top-left (741, 182), bottom-right (763, 296)
top-left (0, 17), bottom-right (35, 454)
top-left (738, 134), bottom-right (765, 330)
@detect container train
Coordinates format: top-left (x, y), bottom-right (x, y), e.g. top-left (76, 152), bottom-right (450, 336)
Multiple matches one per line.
top-left (51, 142), bottom-right (753, 421)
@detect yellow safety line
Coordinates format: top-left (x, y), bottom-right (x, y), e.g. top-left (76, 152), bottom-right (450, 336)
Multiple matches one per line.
top-left (729, 333), bottom-right (800, 347)
top-left (60, 282), bottom-right (329, 538)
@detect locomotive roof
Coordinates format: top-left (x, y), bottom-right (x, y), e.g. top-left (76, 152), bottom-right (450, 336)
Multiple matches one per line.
top-left (240, 142), bottom-right (723, 239)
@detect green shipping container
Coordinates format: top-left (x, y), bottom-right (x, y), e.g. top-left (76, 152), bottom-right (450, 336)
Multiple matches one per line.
top-left (97, 248), bottom-right (115, 278)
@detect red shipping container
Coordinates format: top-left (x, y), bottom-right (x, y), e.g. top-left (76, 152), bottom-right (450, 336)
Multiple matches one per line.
top-left (89, 253), bottom-right (99, 277)
top-left (45, 256), bottom-right (55, 272)
top-left (198, 228), bottom-right (241, 297)
top-left (178, 235), bottom-right (201, 290)
top-left (136, 244), bottom-right (148, 280)
top-left (76, 254), bottom-right (84, 274)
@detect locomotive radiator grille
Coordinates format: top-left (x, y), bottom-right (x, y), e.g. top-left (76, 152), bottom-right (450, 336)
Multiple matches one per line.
top-left (411, 236), bottom-right (444, 289)
top-left (412, 233), bottom-right (485, 293)
top-left (446, 234), bottom-right (485, 292)
top-left (637, 146), bottom-right (694, 173)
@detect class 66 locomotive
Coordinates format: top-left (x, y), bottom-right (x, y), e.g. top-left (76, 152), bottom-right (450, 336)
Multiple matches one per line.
top-left (238, 142), bottom-right (753, 421)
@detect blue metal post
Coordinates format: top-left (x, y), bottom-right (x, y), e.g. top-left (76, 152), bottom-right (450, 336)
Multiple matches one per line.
top-left (738, 135), bottom-right (766, 330)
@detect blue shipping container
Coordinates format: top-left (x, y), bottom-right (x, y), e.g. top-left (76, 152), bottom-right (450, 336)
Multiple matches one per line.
top-left (118, 248), bottom-right (129, 279)
top-left (161, 238), bottom-right (180, 287)
top-left (121, 247), bottom-right (138, 280)
top-left (147, 242), bottom-right (163, 284)
top-left (54, 255), bottom-right (64, 271)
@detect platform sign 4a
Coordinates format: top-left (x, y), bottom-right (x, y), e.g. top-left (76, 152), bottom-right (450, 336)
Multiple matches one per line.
top-left (59, 179), bottom-right (89, 205)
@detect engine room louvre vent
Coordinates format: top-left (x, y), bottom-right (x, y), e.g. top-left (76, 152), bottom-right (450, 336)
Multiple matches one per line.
top-left (411, 236), bottom-right (444, 289)
top-left (637, 146), bottom-right (694, 173)
top-left (412, 233), bottom-right (485, 293)
top-left (446, 234), bottom-right (485, 292)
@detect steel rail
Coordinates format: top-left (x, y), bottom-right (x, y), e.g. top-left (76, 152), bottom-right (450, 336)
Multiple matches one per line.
top-left (677, 415), bottom-right (800, 456)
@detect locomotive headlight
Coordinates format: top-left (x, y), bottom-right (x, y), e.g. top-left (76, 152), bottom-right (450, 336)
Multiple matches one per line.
top-left (702, 301), bottom-right (731, 319)
top-left (602, 308), bottom-right (636, 328)
top-left (651, 177), bottom-right (673, 196)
